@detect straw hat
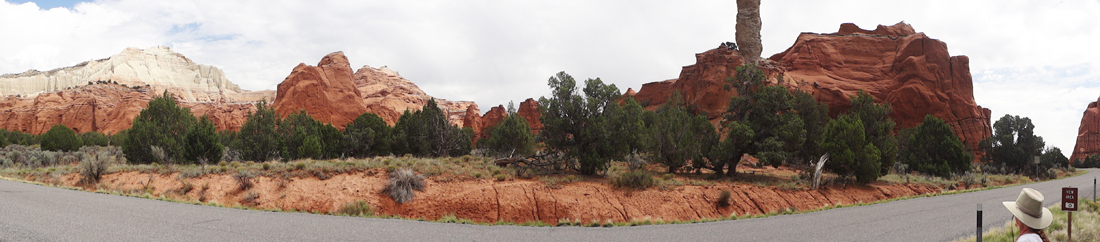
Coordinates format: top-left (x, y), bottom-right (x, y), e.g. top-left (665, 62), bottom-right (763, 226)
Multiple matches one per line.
top-left (1002, 188), bottom-right (1053, 229)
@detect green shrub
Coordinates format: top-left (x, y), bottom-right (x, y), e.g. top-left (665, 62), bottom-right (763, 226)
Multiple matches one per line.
top-left (385, 168), bottom-right (425, 203)
top-left (79, 131), bottom-right (109, 147)
top-left (821, 113), bottom-right (882, 183)
top-left (611, 170), bottom-right (656, 189)
top-left (41, 124), bottom-right (83, 152)
top-left (392, 99), bottom-right (471, 157)
top-left (345, 112), bottom-right (391, 158)
top-left (233, 99), bottom-right (282, 162)
top-left (901, 115), bottom-right (971, 177)
top-left (184, 117), bottom-right (224, 165)
top-left (123, 91), bottom-right (197, 164)
top-left (478, 113), bottom-right (535, 158)
top-left (538, 72), bottom-right (635, 175)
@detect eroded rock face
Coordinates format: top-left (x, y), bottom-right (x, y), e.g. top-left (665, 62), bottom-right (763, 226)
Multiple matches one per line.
top-left (1071, 98), bottom-right (1100, 162)
top-left (0, 46), bottom-right (251, 102)
top-left (352, 65), bottom-right (475, 126)
top-left (633, 22), bottom-right (992, 159)
top-left (271, 52), bottom-right (369, 129)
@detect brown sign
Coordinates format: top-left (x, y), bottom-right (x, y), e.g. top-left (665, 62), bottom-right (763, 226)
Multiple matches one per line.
top-left (1062, 187), bottom-right (1078, 211)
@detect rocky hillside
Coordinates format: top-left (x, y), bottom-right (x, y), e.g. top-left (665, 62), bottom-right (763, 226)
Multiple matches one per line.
top-left (630, 22), bottom-right (992, 158)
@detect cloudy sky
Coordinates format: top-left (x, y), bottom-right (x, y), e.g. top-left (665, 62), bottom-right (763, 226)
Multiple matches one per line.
top-left (1, 0), bottom-right (1099, 157)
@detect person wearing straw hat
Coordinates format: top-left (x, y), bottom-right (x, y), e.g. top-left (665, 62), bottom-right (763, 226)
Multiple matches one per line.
top-left (1002, 188), bottom-right (1052, 242)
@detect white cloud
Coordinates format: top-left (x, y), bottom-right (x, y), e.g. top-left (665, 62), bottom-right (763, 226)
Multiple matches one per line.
top-left (2, 0), bottom-right (1099, 157)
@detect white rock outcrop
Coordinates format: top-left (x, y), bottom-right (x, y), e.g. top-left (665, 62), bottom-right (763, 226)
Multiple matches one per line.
top-left (0, 46), bottom-right (245, 101)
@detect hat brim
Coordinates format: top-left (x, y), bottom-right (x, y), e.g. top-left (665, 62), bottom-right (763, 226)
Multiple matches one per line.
top-left (1003, 201), bottom-right (1053, 229)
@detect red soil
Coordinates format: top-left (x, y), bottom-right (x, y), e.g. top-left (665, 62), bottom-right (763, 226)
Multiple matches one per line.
top-left (53, 169), bottom-right (944, 225)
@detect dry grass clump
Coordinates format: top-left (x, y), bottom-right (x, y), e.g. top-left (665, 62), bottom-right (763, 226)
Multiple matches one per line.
top-left (233, 171), bottom-right (254, 191)
top-left (78, 151), bottom-right (111, 185)
top-left (334, 200), bottom-right (375, 217)
top-left (717, 190), bottom-right (732, 207)
top-left (385, 168), bottom-right (425, 203)
top-left (610, 170), bottom-right (656, 189)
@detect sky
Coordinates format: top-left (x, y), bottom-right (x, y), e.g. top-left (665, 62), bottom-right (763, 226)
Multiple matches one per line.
top-left (1, 0), bottom-right (1099, 158)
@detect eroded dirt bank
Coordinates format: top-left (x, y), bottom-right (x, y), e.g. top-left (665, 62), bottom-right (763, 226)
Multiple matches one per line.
top-left (51, 170), bottom-right (941, 225)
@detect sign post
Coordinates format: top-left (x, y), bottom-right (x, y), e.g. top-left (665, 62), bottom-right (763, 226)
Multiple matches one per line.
top-left (1063, 187), bottom-right (1078, 242)
top-left (1034, 156), bottom-right (1040, 179)
top-left (976, 203), bottom-right (982, 242)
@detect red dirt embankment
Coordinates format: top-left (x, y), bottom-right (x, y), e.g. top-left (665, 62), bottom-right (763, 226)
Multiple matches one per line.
top-left (56, 170), bottom-right (941, 225)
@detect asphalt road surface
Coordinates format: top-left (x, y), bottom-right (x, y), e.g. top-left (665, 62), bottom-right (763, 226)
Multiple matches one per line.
top-left (1, 169), bottom-right (1096, 241)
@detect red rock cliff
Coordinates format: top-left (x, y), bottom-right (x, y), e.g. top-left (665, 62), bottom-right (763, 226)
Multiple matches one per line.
top-left (1071, 97), bottom-right (1100, 162)
top-left (633, 22), bottom-right (992, 158)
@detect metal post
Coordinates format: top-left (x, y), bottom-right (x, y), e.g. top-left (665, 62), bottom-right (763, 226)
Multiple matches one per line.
top-left (1068, 211), bottom-right (1073, 242)
top-left (976, 203), bottom-right (982, 242)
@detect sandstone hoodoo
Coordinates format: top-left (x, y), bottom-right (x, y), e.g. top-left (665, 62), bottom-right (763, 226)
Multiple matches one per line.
top-left (271, 52), bottom-right (370, 129)
top-left (632, 22), bottom-right (992, 158)
top-left (1071, 96), bottom-right (1100, 162)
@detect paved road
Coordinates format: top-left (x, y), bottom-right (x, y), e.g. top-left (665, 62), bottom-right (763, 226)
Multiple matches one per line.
top-left (1, 169), bottom-right (1096, 241)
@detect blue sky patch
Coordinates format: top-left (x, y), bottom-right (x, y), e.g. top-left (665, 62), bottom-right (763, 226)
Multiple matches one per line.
top-left (8, 0), bottom-right (88, 10)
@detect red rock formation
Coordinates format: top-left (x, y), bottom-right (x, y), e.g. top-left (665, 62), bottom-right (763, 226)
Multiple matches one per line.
top-left (1071, 98), bottom-right (1100, 162)
top-left (353, 65), bottom-right (475, 126)
top-left (633, 22), bottom-right (992, 158)
top-left (272, 52), bottom-right (369, 129)
top-left (517, 98), bottom-right (542, 134)
top-left (479, 106), bottom-right (508, 133)
top-left (463, 105), bottom-right (507, 145)
top-left (461, 104), bottom-right (482, 133)
top-left (0, 83), bottom-right (254, 135)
